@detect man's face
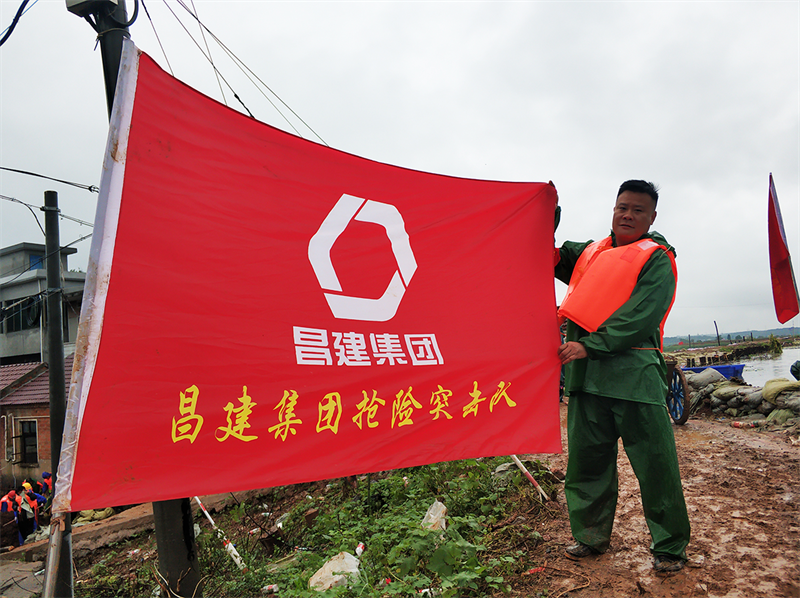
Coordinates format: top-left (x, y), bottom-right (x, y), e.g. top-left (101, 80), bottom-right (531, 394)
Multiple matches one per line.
top-left (612, 190), bottom-right (657, 246)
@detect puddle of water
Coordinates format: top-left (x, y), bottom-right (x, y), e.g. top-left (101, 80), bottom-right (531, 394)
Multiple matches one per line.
top-left (737, 346), bottom-right (800, 387)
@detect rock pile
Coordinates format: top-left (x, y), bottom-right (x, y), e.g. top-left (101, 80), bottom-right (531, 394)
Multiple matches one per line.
top-left (686, 368), bottom-right (800, 425)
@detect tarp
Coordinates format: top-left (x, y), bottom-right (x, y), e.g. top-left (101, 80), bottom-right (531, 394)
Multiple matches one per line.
top-left (767, 173), bottom-right (799, 324)
top-left (53, 41), bottom-right (561, 513)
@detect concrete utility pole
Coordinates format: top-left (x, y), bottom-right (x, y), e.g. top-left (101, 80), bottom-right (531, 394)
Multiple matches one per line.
top-left (64, 1), bottom-right (203, 596)
top-left (44, 190), bottom-right (73, 597)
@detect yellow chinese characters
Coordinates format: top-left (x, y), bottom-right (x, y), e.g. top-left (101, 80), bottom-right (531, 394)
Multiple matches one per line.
top-left (216, 386), bottom-right (259, 442)
top-left (392, 387), bottom-right (422, 428)
top-left (172, 378), bottom-right (516, 445)
top-left (352, 390), bottom-right (385, 430)
top-left (462, 381), bottom-right (487, 417)
top-left (268, 390), bottom-right (303, 441)
top-left (429, 385), bottom-right (453, 420)
top-left (489, 381), bottom-right (515, 412)
top-left (171, 385), bottom-right (204, 443)
top-left (317, 392), bottom-right (342, 434)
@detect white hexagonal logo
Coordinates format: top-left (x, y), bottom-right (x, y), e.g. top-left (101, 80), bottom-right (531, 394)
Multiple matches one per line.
top-left (308, 194), bottom-right (417, 321)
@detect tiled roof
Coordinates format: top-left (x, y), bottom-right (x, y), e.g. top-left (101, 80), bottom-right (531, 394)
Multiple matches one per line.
top-left (0, 354), bottom-right (74, 406)
top-left (0, 362), bottom-right (40, 390)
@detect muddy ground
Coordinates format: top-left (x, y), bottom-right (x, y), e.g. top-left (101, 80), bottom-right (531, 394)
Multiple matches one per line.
top-left (2, 403), bottom-right (798, 598)
top-left (509, 404), bottom-right (800, 598)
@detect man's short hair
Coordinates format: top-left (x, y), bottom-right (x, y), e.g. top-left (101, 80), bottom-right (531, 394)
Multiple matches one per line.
top-left (617, 180), bottom-right (659, 205)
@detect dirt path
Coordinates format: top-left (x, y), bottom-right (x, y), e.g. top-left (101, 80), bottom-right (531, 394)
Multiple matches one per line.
top-left (517, 405), bottom-right (800, 598)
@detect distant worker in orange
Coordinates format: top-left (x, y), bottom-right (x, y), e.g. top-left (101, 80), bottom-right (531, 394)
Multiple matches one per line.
top-left (0, 489), bottom-right (19, 513)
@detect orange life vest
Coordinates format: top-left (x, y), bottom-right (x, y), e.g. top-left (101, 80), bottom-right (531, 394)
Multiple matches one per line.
top-left (557, 237), bottom-right (677, 349)
top-left (0, 491), bottom-right (17, 512)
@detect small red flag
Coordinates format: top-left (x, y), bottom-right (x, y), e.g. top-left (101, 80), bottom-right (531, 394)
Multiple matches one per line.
top-left (767, 173), bottom-right (799, 323)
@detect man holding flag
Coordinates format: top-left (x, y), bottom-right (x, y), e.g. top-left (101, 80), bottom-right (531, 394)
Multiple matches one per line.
top-left (554, 180), bottom-right (690, 573)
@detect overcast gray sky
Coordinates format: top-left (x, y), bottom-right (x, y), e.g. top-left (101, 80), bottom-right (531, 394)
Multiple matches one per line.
top-left (1, 0), bottom-right (798, 338)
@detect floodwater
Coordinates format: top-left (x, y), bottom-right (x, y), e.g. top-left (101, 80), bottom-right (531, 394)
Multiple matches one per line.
top-left (736, 345), bottom-right (800, 388)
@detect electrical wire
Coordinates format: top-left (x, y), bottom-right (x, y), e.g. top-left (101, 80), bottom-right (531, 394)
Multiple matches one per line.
top-left (158, 0), bottom-right (255, 119)
top-left (167, 0), bottom-right (328, 145)
top-left (141, 0), bottom-right (173, 76)
top-left (190, 0), bottom-right (226, 106)
top-left (0, 167), bottom-right (99, 193)
top-left (0, 0), bottom-right (33, 48)
top-left (0, 233), bottom-right (92, 284)
top-left (1, 195), bottom-right (94, 228)
top-left (1, 195), bottom-right (44, 237)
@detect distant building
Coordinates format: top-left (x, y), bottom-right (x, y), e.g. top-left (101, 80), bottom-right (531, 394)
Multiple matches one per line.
top-left (0, 242), bottom-right (85, 491)
top-left (0, 356), bottom-right (74, 490)
top-left (0, 242), bottom-right (86, 364)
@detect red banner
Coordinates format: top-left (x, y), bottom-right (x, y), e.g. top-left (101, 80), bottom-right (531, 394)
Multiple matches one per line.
top-left (768, 173), bottom-right (799, 324)
top-left (54, 42), bottom-right (561, 512)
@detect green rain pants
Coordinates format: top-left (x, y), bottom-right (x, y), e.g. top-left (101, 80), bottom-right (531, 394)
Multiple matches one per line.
top-left (565, 391), bottom-right (690, 559)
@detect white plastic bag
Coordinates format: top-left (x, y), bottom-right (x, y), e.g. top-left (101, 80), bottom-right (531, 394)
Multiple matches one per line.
top-left (421, 499), bottom-right (447, 531)
top-left (309, 551), bottom-right (360, 591)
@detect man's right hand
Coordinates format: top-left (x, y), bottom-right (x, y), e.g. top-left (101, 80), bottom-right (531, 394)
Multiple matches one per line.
top-left (558, 341), bottom-right (587, 365)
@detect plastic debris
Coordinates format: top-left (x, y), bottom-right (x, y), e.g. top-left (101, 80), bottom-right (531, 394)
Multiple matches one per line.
top-left (308, 552), bottom-right (360, 591)
top-left (421, 500), bottom-right (447, 531)
top-left (355, 542), bottom-right (365, 557)
top-left (261, 583), bottom-right (279, 594)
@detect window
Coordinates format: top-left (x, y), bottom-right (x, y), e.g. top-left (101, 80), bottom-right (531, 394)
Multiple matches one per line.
top-left (20, 421), bottom-right (38, 464)
top-left (29, 254), bottom-right (45, 270)
top-left (4, 297), bottom-right (41, 333)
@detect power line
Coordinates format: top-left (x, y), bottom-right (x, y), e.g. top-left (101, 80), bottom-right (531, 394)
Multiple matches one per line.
top-left (0, 167), bottom-right (99, 193)
top-left (0, 233), bottom-right (93, 283)
top-left (159, 0), bottom-right (255, 119)
top-left (141, 0), bottom-right (173, 75)
top-left (1, 195), bottom-right (44, 237)
top-left (157, 0), bottom-right (328, 145)
top-left (0, 0), bottom-right (35, 48)
top-left (1, 195), bottom-right (94, 228)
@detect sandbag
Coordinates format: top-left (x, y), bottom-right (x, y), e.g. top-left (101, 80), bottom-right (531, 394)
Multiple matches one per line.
top-left (744, 390), bottom-right (763, 408)
top-left (712, 384), bottom-right (741, 400)
top-left (686, 368), bottom-right (725, 389)
top-left (776, 391), bottom-right (800, 412)
top-left (762, 379), bottom-right (800, 403)
top-left (757, 401), bottom-right (775, 415)
top-left (726, 397), bottom-right (742, 409)
top-left (92, 507), bottom-right (115, 521)
top-left (766, 408), bottom-right (794, 425)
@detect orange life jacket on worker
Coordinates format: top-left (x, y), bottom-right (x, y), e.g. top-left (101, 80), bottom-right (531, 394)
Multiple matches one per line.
top-left (557, 236), bottom-right (677, 349)
top-left (0, 491), bottom-right (18, 512)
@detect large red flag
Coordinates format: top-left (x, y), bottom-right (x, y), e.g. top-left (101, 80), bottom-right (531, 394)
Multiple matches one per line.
top-left (767, 173), bottom-right (799, 323)
top-left (53, 41), bottom-right (561, 513)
